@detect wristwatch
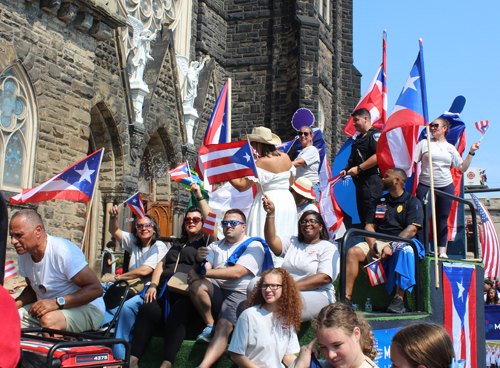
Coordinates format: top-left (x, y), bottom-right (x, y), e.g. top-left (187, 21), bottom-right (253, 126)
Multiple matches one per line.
top-left (358, 165), bottom-right (363, 174)
top-left (56, 297), bottom-right (66, 309)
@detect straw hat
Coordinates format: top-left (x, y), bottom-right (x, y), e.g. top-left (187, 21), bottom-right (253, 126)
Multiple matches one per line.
top-left (242, 126), bottom-right (281, 145)
top-left (291, 177), bottom-right (316, 200)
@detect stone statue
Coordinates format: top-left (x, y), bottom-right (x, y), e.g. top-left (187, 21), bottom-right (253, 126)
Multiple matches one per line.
top-left (176, 55), bottom-right (209, 110)
top-left (128, 15), bottom-right (157, 85)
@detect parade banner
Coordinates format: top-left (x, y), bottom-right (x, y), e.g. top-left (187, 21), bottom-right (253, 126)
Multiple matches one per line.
top-left (372, 327), bottom-right (402, 368)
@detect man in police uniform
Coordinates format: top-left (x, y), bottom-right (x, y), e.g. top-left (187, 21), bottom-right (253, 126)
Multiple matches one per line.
top-left (345, 168), bottom-right (423, 313)
top-left (341, 107), bottom-right (382, 227)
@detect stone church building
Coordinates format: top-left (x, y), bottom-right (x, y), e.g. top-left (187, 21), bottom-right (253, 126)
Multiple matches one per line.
top-left (0, 0), bottom-right (360, 271)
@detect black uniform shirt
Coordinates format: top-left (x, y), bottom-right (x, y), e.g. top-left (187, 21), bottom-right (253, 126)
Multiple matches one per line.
top-left (365, 190), bottom-right (423, 236)
top-left (345, 127), bottom-right (381, 175)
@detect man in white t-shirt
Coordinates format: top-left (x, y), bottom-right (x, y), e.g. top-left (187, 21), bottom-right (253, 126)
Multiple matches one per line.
top-left (11, 209), bottom-right (105, 332)
top-left (188, 209), bottom-right (265, 368)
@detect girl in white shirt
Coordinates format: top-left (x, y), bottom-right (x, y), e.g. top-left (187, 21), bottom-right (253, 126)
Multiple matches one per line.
top-left (229, 268), bottom-right (302, 368)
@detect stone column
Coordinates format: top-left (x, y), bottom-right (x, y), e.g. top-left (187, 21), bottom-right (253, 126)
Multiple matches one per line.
top-left (130, 81), bottom-right (150, 125)
top-left (183, 104), bottom-right (199, 145)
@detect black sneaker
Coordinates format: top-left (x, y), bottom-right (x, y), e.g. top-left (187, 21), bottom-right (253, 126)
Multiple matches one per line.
top-left (387, 296), bottom-right (405, 313)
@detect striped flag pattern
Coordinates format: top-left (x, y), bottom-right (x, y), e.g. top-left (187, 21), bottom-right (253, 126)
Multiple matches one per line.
top-left (318, 173), bottom-right (344, 240)
top-left (4, 260), bottom-right (17, 282)
top-left (470, 194), bottom-right (500, 280)
top-left (366, 259), bottom-right (387, 286)
top-left (475, 120), bottom-right (489, 135)
top-left (167, 162), bottom-right (191, 183)
top-left (125, 192), bottom-right (146, 219)
top-left (202, 212), bottom-right (217, 234)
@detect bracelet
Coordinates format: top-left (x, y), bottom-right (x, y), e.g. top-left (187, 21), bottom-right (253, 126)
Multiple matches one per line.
top-left (469, 151), bottom-right (475, 156)
top-left (358, 165), bottom-right (363, 173)
top-left (110, 215), bottom-right (117, 219)
top-left (197, 196), bottom-right (204, 201)
top-left (266, 215), bottom-right (275, 219)
top-left (149, 283), bottom-right (157, 289)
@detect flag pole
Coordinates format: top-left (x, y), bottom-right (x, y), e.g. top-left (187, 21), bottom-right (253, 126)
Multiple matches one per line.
top-left (382, 30), bottom-right (387, 124)
top-left (227, 78), bottom-right (232, 143)
top-left (426, 125), bottom-right (440, 288)
top-left (247, 137), bottom-right (265, 195)
top-left (81, 148), bottom-right (105, 249)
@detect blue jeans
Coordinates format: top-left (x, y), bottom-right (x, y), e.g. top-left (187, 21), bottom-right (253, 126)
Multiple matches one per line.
top-left (111, 294), bottom-right (143, 360)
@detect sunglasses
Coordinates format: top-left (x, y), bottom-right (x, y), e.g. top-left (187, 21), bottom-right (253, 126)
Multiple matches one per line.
top-left (136, 223), bottom-right (152, 230)
top-left (221, 220), bottom-right (244, 228)
top-left (298, 132), bottom-right (310, 136)
top-left (184, 217), bottom-right (202, 224)
top-left (429, 123), bottom-right (441, 129)
top-left (261, 284), bottom-right (282, 291)
top-left (299, 218), bottom-right (320, 225)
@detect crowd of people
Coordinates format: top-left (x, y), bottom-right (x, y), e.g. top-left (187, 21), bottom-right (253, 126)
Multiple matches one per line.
top-left (7, 107), bottom-right (482, 367)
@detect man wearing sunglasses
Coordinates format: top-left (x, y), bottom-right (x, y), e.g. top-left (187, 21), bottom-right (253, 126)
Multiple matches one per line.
top-left (341, 107), bottom-right (383, 228)
top-left (188, 209), bottom-right (266, 368)
top-left (10, 209), bottom-right (105, 332)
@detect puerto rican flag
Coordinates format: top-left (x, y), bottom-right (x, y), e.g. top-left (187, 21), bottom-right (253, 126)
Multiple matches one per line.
top-left (365, 259), bottom-right (387, 286)
top-left (167, 162), bottom-right (192, 183)
top-left (4, 260), bottom-right (17, 282)
top-left (276, 138), bottom-right (297, 154)
top-left (9, 149), bottom-right (103, 204)
top-left (202, 212), bottom-right (217, 235)
top-left (198, 141), bottom-right (258, 186)
top-left (203, 81), bottom-right (229, 146)
top-left (344, 31), bottom-right (387, 138)
top-left (475, 120), bottom-right (489, 136)
top-left (124, 192), bottom-right (146, 219)
top-left (443, 263), bottom-right (477, 368)
top-left (376, 40), bottom-right (428, 179)
top-left (470, 194), bottom-right (500, 280)
top-left (318, 173), bottom-right (344, 240)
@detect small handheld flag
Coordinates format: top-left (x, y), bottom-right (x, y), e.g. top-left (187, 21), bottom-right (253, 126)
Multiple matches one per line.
top-left (365, 259), bottom-right (387, 287)
top-left (167, 162), bottom-right (192, 183)
top-left (124, 192), bottom-right (146, 219)
top-left (4, 260), bottom-right (17, 282)
top-left (276, 138), bottom-right (297, 154)
top-left (475, 120), bottom-right (489, 140)
top-left (202, 213), bottom-right (217, 234)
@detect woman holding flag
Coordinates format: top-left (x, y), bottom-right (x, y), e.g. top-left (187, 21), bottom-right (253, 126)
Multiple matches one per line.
top-left (229, 127), bottom-right (297, 252)
top-left (129, 182), bottom-right (217, 368)
top-left (414, 117), bottom-right (480, 257)
top-left (107, 201), bottom-right (169, 360)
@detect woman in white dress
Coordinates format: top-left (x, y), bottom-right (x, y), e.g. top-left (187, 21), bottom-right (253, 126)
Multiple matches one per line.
top-left (230, 127), bottom-right (297, 242)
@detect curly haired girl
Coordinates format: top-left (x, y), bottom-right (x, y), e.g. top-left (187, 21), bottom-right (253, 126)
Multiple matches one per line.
top-left (228, 268), bottom-right (303, 367)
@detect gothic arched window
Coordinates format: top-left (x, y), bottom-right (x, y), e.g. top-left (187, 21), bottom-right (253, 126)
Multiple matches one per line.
top-left (0, 63), bottom-right (37, 192)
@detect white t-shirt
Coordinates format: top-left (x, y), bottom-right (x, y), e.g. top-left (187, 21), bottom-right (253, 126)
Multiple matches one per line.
top-left (296, 146), bottom-right (320, 184)
top-left (18, 235), bottom-right (105, 312)
top-left (207, 236), bottom-right (265, 293)
top-left (278, 237), bottom-right (339, 296)
top-left (121, 232), bottom-right (169, 275)
top-left (228, 305), bottom-right (300, 368)
top-left (414, 138), bottom-right (463, 187)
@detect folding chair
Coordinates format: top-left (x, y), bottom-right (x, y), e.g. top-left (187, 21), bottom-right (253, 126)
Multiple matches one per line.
top-left (87, 280), bottom-right (130, 336)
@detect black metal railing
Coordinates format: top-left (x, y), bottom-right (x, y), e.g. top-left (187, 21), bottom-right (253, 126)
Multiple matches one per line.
top-left (422, 189), bottom-right (479, 258)
top-left (339, 228), bottom-right (422, 312)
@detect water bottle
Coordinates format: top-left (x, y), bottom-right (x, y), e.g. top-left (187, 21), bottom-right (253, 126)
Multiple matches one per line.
top-left (365, 298), bottom-right (372, 312)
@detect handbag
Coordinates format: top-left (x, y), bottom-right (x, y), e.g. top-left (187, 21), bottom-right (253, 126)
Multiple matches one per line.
top-left (100, 273), bottom-right (146, 295)
top-left (166, 243), bottom-right (190, 296)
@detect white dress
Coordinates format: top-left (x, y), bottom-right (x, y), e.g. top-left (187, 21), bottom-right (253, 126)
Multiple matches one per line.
top-left (246, 166), bottom-right (298, 248)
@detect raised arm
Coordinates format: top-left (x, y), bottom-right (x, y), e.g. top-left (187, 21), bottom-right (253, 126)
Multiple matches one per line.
top-left (458, 141), bottom-right (481, 172)
top-left (262, 195), bottom-right (283, 255)
top-left (108, 205), bottom-right (124, 245)
top-left (191, 182), bottom-right (217, 242)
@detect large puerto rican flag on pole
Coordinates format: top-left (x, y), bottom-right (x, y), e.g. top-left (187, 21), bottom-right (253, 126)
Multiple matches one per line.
top-left (203, 81), bottom-right (229, 146)
top-left (376, 39), bottom-right (428, 179)
top-left (443, 263), bottom-right (477, 368)
top-left (318, 173), bottom-right (344, 240)
top-left (198, 141), bottom-right (258, 186)
top-left (10, 149), bottom-right (103, 204)
top-left (344, 30), bottom-right (387, 137)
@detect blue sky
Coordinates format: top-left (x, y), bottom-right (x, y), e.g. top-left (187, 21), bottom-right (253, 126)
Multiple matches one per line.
top-left (353, 1), bottom-right (499, 188)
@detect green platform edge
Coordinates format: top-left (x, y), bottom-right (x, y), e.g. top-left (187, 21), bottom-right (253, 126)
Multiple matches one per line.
top-left (138, 256), bottom-right (482, 367)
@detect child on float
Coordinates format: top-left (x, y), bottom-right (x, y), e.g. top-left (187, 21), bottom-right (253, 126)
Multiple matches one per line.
top-left (291, 302), bottom-right (378, 368)
top-left (228, 267), bottom-right (302, 368)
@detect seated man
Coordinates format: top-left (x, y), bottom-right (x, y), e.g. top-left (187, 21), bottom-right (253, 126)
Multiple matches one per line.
top-left (11, 209), bottom-right (105, 332)
top-left (346, 168), bottom-right (423, 313)
top-left (188, 209), bottom-right (265, 368)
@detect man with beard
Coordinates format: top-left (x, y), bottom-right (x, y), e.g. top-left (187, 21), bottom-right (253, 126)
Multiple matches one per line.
top-left (345, 168), bottom-right (423, 313)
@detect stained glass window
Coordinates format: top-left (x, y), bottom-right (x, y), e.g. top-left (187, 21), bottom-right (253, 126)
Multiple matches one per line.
top-left (0, 64), bottom-right (36, 192)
